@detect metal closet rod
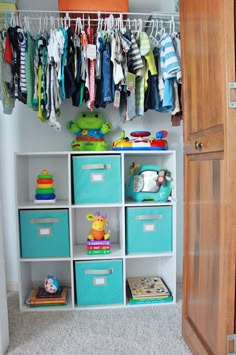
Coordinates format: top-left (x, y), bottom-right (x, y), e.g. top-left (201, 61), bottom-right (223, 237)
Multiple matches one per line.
top-left (0, 9), bottom-right (179, 17)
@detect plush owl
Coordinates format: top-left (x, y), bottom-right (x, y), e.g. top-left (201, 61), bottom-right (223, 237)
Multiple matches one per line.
top-left (44, 275), bottom-right (60, 294)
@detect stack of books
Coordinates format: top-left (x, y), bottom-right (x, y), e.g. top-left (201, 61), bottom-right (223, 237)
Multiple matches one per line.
top-left (26, 286), bottom-right (68, 307)
top-left (126, 276), bottom-right (173, 305)
top-left (86, 240), bottom-right (111, 255)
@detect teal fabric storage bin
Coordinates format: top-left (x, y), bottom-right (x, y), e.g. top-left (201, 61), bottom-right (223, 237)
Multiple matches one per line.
top-left (126, 207), bottom-right (172, 254)
top-left (75, 260), bottom-right (123, 306)
top-left (20, 209), bottom-right (70, 258)
top-left (72, 155), bottom-right (122, 204)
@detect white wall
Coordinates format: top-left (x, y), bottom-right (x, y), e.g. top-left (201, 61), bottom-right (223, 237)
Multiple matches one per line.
top-left (0, 204), bottom-right (9, 353)
top-left (0, 0), bottom-right (183, 291)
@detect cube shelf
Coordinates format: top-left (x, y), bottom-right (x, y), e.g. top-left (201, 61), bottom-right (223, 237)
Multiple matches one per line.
top-left (15, 150), bottom-right (176, 311)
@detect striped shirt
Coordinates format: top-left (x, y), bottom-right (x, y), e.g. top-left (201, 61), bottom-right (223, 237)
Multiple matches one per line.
top-left (160, 34), bottom-right (180, 80)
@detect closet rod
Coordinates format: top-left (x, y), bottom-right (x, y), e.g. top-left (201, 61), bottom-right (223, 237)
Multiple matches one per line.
top-left (0, 9), bottom-right (179, 17)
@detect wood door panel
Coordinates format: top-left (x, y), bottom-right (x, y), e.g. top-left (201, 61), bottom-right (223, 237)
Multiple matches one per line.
top-left (181, 0), bottom-right (236, 353)
top-left (181, 0), bottom-right (225, 138)
top-left (183, 155), bottom-right (222, 354)
top-left (184, 125), bottom-right (224, 155)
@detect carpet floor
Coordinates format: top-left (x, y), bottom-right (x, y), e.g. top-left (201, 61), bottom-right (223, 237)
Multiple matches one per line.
top-left (5, 292), bottom-right (192, 355)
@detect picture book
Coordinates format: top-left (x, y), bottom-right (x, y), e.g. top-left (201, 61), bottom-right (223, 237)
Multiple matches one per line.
top-left (26, 287), bottom-right (68, 306)
top-left (87, 249), bottom-right (110, 255)
top-left (128, 297), bottom-right (173, 305)
top-left (86, 240), bottom-right (110, 246)
top-left (127, 276), bottom-right (171, 300)
top-left (87, 245), bottom-right (110, 250)
top-left (126, 283), bottom-right (173, 304)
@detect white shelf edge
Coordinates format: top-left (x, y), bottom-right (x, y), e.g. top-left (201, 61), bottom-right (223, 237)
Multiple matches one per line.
top-left (17, 201), bottom-right (69, 209)
top-left (71, 203), bottom-right (123, 208)
top-left (20, 258), bottom-right (72, 262)
top-left (73, 243), bottom-right (124, 260)
top-left (125, 252), bottom-right (174, 259)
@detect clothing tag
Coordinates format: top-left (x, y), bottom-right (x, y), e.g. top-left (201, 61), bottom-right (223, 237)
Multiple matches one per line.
top-left (87, 44), bottom-right (97, 60)
top-left (127, 72), bottom-right (136, 92)
top-left (113, 90), bottom-right (121, 109)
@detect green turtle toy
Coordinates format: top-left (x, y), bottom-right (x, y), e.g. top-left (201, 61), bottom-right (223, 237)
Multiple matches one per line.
top-left (67, 112), bottom-right (112, 151)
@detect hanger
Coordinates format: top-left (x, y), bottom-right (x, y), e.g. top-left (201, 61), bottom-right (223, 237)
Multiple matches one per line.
top-left (119, 14), bottom-right (124, 32)
top-left (149, 19), bottom-right (155, 37)
top-left (137, 18), bottom-right (143, 33)
top-left (87, 15), bottom-right (91, 28)
top-left (43, 16), bottom-right (48, 32)
top-left (97, 12), bottom-right (101, 32)
top-left (50, 16), bottom-right (55, 31)
top-left (75, 17), bottom-right (83, 34)
top-left (126, 18), bottom-right (131, 30)
top-left (132, 18), bottom-right (137, 32)
top-left (64, 12), bottom-right (70, 29)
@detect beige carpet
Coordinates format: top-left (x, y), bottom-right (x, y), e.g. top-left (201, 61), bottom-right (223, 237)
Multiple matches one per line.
top-left (5, 292), bottom-right (192, 355)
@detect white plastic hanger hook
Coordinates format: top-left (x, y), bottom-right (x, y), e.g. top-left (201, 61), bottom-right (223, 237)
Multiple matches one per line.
top-left (149, 19), bottom-right (155, 37)
top-left (138, 18), bottom-right (143, 32)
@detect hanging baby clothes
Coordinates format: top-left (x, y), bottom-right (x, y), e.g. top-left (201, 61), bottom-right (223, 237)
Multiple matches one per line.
top-left (71, 33), bottom-right (83, 107)
top-left (17, 28), bottom-right (27, 102)
top-left (64, 27), bottom-right (76, 99)
top-left (86, 26), bottom-right (96, 111)
top-left (46, 28), bottom-right (62, 130)
top-left (135, 31), bottom-right (150, 117)
top-left (0, 13), bottom-right (182, 128)
top-left (37, 33), bottom-right (48, 121)
top-left (160, 33), bottom-right (181, 111)
top-left (26, 32), bottom-right (35, 109)
top-left (0, 32), bottom-right (15, 114)
top-left (7, 26), bottom-right (21, 102)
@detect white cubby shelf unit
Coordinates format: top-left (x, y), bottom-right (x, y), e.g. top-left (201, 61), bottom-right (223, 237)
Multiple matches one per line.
top-left (15, 150), bottom-right (176, 311)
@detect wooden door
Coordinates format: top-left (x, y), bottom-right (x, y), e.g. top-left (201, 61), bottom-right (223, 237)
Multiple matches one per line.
top-left (180, 1), bottom-right (236, 354)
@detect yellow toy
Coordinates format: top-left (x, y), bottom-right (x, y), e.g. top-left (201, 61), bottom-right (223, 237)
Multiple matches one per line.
top-left (86, 212), bottom-right (110, 241)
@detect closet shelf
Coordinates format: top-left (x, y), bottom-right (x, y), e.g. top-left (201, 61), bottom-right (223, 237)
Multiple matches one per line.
top-left (0, 9), bottom-right (180, 31)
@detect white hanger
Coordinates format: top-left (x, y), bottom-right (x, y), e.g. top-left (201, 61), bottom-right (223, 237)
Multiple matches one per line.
top-left (137, 18), bottom-right (143, 32)
top-left (126, 18), bottom-right (131, 30)
top-left (75, 17), bottom-right (82, 34)
top-left (87, 15), bottom-right (91, 28)
top-left (171, 15), bottom-right (176, 37)
top-left (132, 18), bottom-right (137, 32)
top-left (149, 19), bottom-right (155, 37)
top-left (97, 12), bottom-right (101, 32)
top-left (50, 16), bottom-right (55, 30)
top-left (43, 16), bottom-right (48, 32)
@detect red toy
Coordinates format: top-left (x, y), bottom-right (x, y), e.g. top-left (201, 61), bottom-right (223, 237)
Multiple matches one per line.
top-left (113, 130), bottom-right (168, 150)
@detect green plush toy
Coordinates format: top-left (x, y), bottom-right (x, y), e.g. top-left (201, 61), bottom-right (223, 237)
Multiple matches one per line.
top-left (67, 112), bottom-right (113, 151)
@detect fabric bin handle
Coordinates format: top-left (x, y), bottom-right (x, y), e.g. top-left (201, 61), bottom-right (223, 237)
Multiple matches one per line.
top-left (85, 268), bottom-right (113, 275)
top-left (135, 215), bottom-right (163, 220)
top-left (82, 164), bottom-right (111, 170)
top-left (30, 218), bottom-right (59, 224)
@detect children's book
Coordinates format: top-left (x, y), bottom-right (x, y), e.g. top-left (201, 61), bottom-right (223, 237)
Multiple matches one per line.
top-left (126, 282), bottom-right (173, 304)
top-left (127, 276), bottom-right (171, 300)
top-left (36, 287), bottom-right (64, 298)
top-left (87, 245), bottom-right (110, 250)
top-left (26, 287), bottom-right (68, 306)
top-left (86, 240), bottom-right (110, 246)
top-left (87, 249), bottom-right (110, 255)
top-left (128, 297), bottom-right (173, 305)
